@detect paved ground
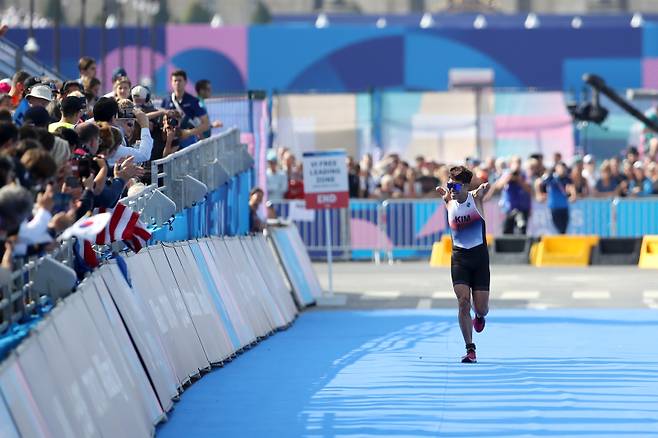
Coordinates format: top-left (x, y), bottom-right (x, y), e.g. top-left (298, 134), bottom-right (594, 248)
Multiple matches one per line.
top-left (312, 262), bottom-right (658, 310)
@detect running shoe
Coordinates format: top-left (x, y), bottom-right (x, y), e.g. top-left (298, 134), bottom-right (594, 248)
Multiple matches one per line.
top-left (461, 349), bottom-right (477, 363)
top-left (473, 315), bottom-right (486, 333)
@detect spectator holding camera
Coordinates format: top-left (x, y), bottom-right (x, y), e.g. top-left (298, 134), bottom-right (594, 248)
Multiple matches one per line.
top-left (537, 161), bottom-right (576, 234)
top-left (161, 70), bottom-right (209, 149)
top-left (92, 97), bottom-right (152, 165)
top-left (485, 156), bottom-right (532, 235)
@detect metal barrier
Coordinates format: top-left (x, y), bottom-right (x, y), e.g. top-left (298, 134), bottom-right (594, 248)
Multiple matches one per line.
top-left (0, 239), bottom-right (74, 334)
top-left (150, 128), bottom-right (253, 210)
top-left (1, 129), bottom-right (252, 339)
top-left (274, 195), bottom-right (658, 261)
top-left (0, 37), bottom-right (65, 81)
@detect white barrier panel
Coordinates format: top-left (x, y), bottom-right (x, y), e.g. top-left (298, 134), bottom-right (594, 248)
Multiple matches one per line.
top-left (210, 238), bottom-right (272, 338)
top-left (223, 238), bottom-right (278, 335)
top-left (15, 324), bottom-right (95, 438)
top-left (0, 388), bottom-right (20, 438)
top-left (0, 355), bottom-right (50, 437)
top-left (189, 240), bottom-right (246, 351)
top-left (89, 271), bottom-right (175, 414)
top-left (130, 249), bottom-right (209, 385)
top-left (196, 238), bottom-right (257, 348)
top-left (233, 237), bottom-right (287, 330)
top-left (269, 225), bottom-right (323, 307)
top-left (97, 264), bottom-right (179, 404)
top-left (253, 234), bottom-right (299, 319)
top-left (170, 244), bottom-right (235, 363)
top-left (50, 292), bottom-right (152, 438)
top-left (33, 313), bottom-right (101, 437)
top-left (164, 244), bottom-right (225, 368)
top-left (0, 234), bottom-right (305, 437)
top-left (80, 281), bottom-right (164, 425)
top-left (240, 237), bottom-right (297, 328)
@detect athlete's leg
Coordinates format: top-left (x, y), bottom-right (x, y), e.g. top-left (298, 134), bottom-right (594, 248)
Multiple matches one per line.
top-left (472, 290), bottom-right (490, 317)
top-left (454, 283), bottom-right (473, 345)
top-left (472, 247), bottom-right (490, 333)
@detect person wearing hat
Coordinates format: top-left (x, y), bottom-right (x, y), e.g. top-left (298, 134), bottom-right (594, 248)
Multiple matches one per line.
top-left (23, 106), bottom-right (51, 128)
top-left (60, 80), bottom-right (83, 98)
top-left (0, 80), bottom-right (11, 94)
top-left (13, 84), bottom-right (52, 127)
top-left (48, 96), bottom-right (86, 133)
top-left (111, 67), bottom-right (128, 83)
top-left (266, 149), bottom-right (287, 202)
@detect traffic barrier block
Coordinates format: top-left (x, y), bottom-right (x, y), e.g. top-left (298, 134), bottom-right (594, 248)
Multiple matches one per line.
top-left (639, 235), bottom-right (658, 269)
top-left (591, 238), bottom-right (642, 265)
top-left (489, 236), bottom-right (533, 264)
top-left (430, 234), bottom-right (452, 267)
top-left (533, 235), bottom-right (599, 267)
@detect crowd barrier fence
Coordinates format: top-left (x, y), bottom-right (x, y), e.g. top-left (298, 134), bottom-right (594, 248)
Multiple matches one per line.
top-left (273, 195), bottom-right (658, 261)
top-left (1, 129), bottom-right (253, 349)
top-left (0, 230), bottom-right (321, 436)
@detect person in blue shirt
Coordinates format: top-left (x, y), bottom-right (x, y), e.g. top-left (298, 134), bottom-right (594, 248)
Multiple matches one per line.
top-left (485, 156), bottom-right (532, 235)
top-left (627, 161), bottom-right (653, 196)
top-left (194, 79), bottom-right (223, 139)
top-left (160, 70), bottom-right (209, 149)
top-left (537, 161), bottom-right (576, 234)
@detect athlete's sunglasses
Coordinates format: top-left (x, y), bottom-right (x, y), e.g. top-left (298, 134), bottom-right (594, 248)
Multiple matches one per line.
top-left (447, 182), bottom-right (462, 191)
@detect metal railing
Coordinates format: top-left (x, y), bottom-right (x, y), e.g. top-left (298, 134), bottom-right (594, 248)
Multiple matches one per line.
top-left (150, 128), bottom-right (253, 210)
top-left (274, 195), bottom-right (658, 262)
top-left (0, 37), bottom-right (65, 81)
top-left (0, 129), bottom-right (252, 337)
top-left (0, 239), bottom-right (74, 333)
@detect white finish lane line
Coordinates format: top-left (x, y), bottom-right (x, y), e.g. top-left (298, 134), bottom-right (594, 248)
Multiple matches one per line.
top-left (361, 291), bottom-right (401, 299)
top-left (572, 290), bottom-right (611, 300)
top-left (643, 290), bottom-right (658, 299)
top-left (432, 291), bottom-right (454, 299)
top-left (499, 291), bottom-right (540, 300)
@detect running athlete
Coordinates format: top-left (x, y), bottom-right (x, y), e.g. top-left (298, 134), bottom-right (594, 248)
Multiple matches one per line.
top-left (436, 166), bottom-right (491, 363)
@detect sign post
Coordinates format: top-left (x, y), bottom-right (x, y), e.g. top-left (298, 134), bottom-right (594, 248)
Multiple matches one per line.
top-left (302, 150), bottom-right (348, 306)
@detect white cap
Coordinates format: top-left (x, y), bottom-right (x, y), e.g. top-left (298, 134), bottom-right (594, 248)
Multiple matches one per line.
top-left (0, 78), bottom-right (11, 85)
top-left (131, 85), bottom-right (149, 100)
top-left (26, 85), bottom-right (53, 102)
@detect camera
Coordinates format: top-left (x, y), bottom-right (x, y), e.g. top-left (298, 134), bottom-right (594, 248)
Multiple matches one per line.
top-left (169, 117), bottom-right (178, 127)
top-left (70, 153), bottom-right (100, 178)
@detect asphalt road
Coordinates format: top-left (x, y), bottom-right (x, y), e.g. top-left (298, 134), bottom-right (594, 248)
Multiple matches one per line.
top-left (311, 261), bottom-right (658, 310)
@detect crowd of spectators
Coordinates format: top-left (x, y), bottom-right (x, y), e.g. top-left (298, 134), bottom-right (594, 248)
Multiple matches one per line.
top-left (266, 143), bottom-right (658, 233)
top-left (0, 55), bottom-right (223, 281)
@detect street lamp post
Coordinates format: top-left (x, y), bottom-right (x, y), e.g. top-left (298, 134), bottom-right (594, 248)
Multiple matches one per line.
top-left (135, 0), bottom-right (143, 83)
top-left (23, 0), bottom-right (39, 67)
top-left (53, 0), bottom-right (61, 72)
top-left (147, 0), bottom-right (159, 91)
top-left (80, 0), bottom-right (87, 57)
top-left (117, 0), bottom-right (127, 69)
top-left (101, 0), bottom-right (108, 87)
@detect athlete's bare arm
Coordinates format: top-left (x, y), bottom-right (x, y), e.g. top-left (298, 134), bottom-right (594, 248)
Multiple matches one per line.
top-left (435, 186), bottom-right (451, 203)
top-left (471, 182), bottom-right (490, 212)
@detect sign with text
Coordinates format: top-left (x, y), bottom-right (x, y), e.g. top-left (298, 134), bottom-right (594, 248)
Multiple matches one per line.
top-left (302, 150), bottom-right (349, 210)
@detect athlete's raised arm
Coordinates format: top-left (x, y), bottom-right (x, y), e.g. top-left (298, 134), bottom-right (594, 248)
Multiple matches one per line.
top-left (435, 185), bottom-right (451, 203)
top-left (471, 182), bottom-right (490, 200)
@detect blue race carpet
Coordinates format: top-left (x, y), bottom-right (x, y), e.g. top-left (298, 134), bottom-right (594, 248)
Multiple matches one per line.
top-left (157, 309), bottom-right (658, 438)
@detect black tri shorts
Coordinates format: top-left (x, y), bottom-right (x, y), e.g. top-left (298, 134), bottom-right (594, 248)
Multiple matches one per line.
top-left (451, 243), bottom-right (490, 291)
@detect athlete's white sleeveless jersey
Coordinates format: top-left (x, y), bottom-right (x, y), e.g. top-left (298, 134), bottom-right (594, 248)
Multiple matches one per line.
top-left (447, 192), bottom-right (486, 249)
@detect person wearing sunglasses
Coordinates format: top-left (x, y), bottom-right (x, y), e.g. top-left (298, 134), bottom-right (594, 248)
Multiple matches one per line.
top-left (436, 166), bottom-right (490, 363)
